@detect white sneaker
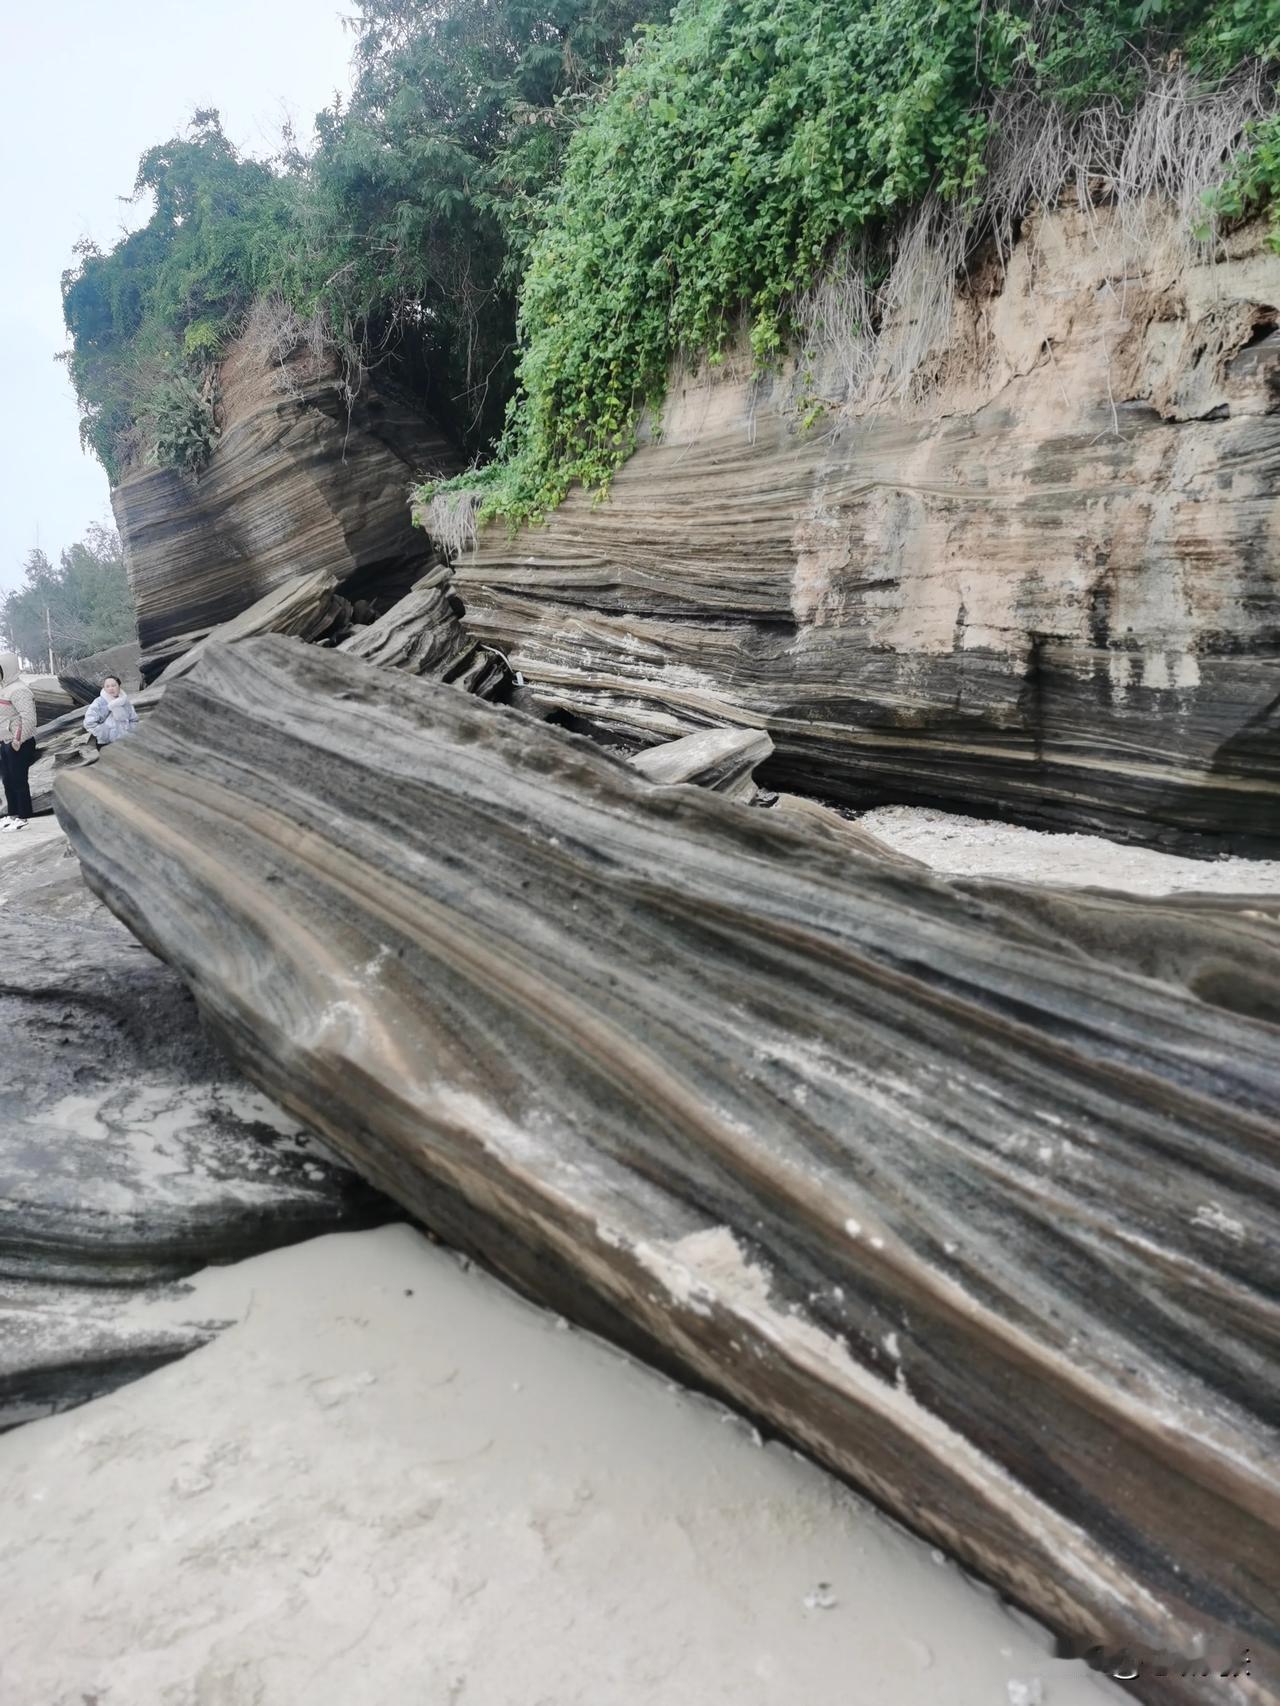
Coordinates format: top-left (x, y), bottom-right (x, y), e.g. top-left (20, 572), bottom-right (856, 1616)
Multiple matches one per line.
top-left (0, 818), bottom-right (26, 833)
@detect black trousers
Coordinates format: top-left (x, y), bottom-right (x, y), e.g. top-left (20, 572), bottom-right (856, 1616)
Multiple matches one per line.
top-left (1, 737), bottom-right (36, 819)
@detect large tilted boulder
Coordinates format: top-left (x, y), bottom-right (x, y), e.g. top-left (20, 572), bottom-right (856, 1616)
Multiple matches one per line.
top-left (113, 330), bottom-right (462, 681)
top-left (455, 203), bottom-right (1280, 854)
top-left (55, 635), bottom-right (1279, 1703)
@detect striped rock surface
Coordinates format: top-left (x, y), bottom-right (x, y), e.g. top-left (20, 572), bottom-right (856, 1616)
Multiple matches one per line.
top-left (628, 726), bottom-right (775, 800)
top-left (56, 636), bottom-right (1279, 1704)
top-left (339, 564), bottom-right (509, 698)
top-left (455, 204), bottom-right (1280, 855)
top-left (113, 332), bottom-right (460, 670)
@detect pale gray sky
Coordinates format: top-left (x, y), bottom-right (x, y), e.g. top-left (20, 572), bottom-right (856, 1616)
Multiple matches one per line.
top-left (0, 0), bottom-right (356, 594)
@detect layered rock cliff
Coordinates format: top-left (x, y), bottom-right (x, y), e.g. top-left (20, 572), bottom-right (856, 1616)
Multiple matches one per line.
top-left (113, 334), bottom-right (461, 679)
top-left (456, 202), bottom-right (1280, 852)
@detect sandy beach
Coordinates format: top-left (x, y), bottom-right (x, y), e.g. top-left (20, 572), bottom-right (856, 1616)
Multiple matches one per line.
top-left (0, 1224), bottom-right (1120, 1706)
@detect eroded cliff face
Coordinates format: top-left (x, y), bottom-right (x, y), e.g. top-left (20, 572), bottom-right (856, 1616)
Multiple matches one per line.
top-left (458, 202), bottom-right (1280, 851)
top-left (113, 335), bottom-right (461, 676)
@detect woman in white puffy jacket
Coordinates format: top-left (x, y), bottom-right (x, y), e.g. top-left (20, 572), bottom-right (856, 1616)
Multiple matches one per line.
top-left (83, 675), bottom-right (139, 746)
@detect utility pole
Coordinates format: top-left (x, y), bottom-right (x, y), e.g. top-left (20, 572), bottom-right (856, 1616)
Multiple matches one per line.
top-left (46, 606), bottom-right (54, 676)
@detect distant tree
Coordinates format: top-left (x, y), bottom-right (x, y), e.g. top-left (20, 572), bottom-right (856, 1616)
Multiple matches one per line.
top-left (1, 526), bottom-right (135, 670)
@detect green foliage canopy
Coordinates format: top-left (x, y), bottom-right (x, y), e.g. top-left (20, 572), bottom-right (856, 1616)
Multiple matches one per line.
top-left (61, 0), bottom-right (666, 482)
top-left (435, 0), bottom-right (1279, 527)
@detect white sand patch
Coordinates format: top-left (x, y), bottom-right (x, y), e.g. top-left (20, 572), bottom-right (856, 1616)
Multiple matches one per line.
top-left (0, 1226), bottom-right (1118, 1706)
top-left (857, 806), bottom-right (1280, 895)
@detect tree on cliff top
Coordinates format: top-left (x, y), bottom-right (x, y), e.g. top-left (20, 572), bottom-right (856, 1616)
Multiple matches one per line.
top-left (2, 528), bottom-right (135, 670)
top-left (61, 0), bottom-right (669, 483)
top-left (62, 111), bottom-right (287, 481)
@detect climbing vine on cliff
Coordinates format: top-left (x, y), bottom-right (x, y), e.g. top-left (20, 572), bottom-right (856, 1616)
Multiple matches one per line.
top-left (423, 0), bottom-right (1279, 528)
top-left (1202, 112), bottom-right (1280, 242)
top-left (61, 0), bottom-right (1278, 502)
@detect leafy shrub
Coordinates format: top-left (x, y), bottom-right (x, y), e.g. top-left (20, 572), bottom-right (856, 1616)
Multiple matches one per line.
top-left (139, 371), bottom-right (220, 474)
top-left (438, 0), bottom-right (1280, 528)
top-left (1198, 111), bottom-right (1280, 243)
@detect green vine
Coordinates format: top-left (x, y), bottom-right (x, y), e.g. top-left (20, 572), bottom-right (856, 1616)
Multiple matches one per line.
top-left (423, 0), bottom-right (1280, 529)
top-left (1197, 112), bottom-right (1280, 243)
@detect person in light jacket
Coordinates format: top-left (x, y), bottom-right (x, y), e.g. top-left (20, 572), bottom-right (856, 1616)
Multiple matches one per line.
top-left (83, 675), bottom-right (139, 748)
top-left (0, 652), bottom-right (38, 830)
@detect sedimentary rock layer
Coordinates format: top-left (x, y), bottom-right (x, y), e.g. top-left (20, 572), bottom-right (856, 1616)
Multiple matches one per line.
top-left (339, 564), bottom-right (508, 697)
top-left (457, 206), bottom-right (1280, 853)
top-left (113, 332), bottom-right (461, 665)
top-left (56, 636), bottom-right (1280, 1704)
top-left (0, 828), bottom-right (388, 1428)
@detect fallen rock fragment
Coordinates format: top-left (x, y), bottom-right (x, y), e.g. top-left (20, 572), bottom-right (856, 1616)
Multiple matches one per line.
top-left (55, 635), bottom-right (1280, 1705)
top-left (629, 726), bottom-right (774, 801)
top-left (339, 563), bottom-right (507, 696)
top-left (154, 567), bottom-right (344, 686)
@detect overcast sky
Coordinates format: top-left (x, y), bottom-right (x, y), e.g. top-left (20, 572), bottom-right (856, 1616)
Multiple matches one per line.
top-left (0, 1), bottom-right (356, 595)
